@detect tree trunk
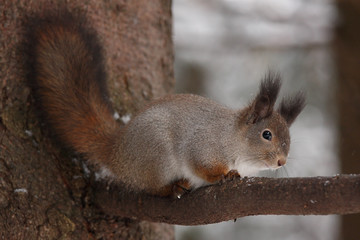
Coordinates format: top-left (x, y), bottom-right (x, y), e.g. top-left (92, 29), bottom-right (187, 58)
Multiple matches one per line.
top-left (0, 0), bottom-right (174, 239)
top-left (333, 1), bottom-right (360, 239)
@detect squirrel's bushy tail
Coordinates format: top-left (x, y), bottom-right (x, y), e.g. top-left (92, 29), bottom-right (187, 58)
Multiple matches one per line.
top-left (30, 14), bottom-right (118, 162)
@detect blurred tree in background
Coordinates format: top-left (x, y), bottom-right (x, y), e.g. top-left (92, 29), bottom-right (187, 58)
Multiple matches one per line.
top-left (334, 1), bottom-right (360, 239)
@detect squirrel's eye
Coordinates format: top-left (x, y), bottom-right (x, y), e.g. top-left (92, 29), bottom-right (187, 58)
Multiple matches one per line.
top-left (262, 130), bottom-right (272, 141)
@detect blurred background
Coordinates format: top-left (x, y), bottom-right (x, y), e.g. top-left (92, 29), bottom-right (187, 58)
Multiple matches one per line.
top-left (172, 0), bottom-right (360, 239)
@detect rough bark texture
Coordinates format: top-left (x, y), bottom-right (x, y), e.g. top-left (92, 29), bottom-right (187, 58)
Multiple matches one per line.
top-left (0, 0), bottom-right (174, 239)
top-left (94, 175), bottom-right (360, 225)
top-left (334, 1), bottom-right (360, 239)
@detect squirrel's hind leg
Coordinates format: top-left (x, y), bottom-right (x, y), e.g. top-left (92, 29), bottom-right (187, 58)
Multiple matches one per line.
top-left (155, 179), bottom-right (192, 199)
top-left (221, 169), bottom-right (240, 183)
top-left (171, 179), bottom-right (192, 199)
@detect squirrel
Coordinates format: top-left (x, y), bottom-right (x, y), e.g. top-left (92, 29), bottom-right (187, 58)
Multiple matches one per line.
top-left (29, 14), bottom-right (305, 198)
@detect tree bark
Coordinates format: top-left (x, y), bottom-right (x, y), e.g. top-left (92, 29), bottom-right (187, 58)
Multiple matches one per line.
top-left (0, 0), bottom-right (174, 239)
top-left (333, 1), bottom-right (360, 239)
top-left (94, 175), bottom-right (360, 225)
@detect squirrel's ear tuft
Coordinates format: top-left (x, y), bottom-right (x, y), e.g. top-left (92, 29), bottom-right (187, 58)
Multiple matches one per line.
top-left (247, 71), bottom-right (281, 124)
top-left (278, 92), bottom-right (306, 126)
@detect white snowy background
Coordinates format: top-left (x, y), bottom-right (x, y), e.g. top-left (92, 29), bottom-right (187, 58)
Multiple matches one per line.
top-left (172, 0), bottom-right (339, 239)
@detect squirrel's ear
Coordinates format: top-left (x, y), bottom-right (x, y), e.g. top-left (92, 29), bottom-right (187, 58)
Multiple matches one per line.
top-left (278, 92), bottom-right (306, 126)
top-left (246, 72), bottom-right (281, 124)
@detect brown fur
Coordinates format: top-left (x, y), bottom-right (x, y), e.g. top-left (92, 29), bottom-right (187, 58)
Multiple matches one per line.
top-left (193, 162), bottom-right (229, 183)
top-left (29, 13), bottom-right (118, 164)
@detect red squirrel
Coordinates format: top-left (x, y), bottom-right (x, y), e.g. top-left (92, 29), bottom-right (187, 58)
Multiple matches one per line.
top-left (29, 14), bottom-right (305, 198)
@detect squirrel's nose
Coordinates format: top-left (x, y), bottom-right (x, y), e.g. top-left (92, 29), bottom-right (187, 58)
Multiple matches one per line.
top-left (277, 158), bottom-right (286, 167)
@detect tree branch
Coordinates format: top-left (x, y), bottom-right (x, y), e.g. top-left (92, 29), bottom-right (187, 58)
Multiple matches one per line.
top-left (93, 175), bottom-right (360, 225)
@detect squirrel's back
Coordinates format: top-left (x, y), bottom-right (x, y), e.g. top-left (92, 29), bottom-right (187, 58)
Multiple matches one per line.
top-left (30, 15), bottom-right (118, 164)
